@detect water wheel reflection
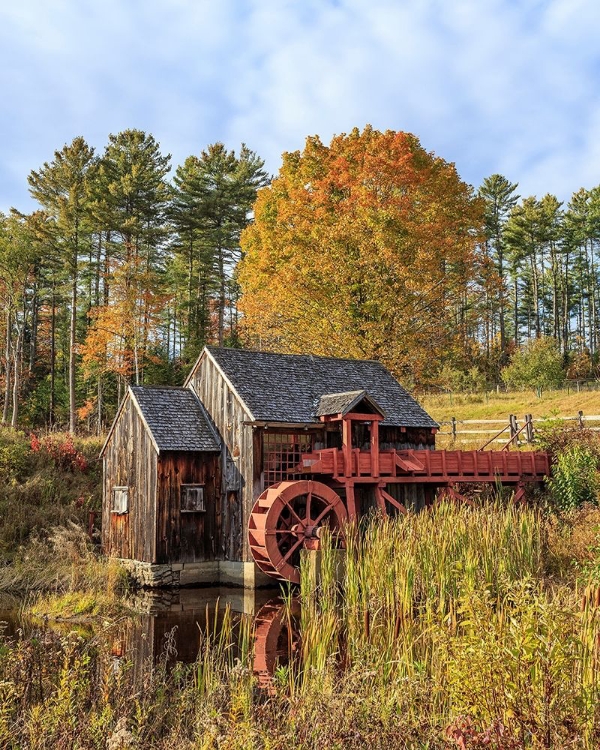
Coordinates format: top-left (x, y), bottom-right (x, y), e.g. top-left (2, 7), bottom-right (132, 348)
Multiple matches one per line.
top-left (253, 597), bottom-right (301, 693)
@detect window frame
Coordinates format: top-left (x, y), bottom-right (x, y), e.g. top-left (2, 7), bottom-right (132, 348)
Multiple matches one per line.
top-left (112, 486), bottom-right (129, 515)
top-left (180, 483), bottom-right (206, 513)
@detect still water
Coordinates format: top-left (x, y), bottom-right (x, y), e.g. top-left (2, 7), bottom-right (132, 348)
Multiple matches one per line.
top-left (0, 587), bottom-right (298, 685)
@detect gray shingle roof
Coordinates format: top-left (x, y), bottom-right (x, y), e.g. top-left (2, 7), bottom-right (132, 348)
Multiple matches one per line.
top-left (315, 390), bottom-right (385, 418)
top-left (130, 386), bottom-right (220, 452)
top-left (206, 347), bottom-right (437, 428)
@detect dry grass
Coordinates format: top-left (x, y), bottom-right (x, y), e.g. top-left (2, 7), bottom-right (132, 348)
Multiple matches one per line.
top-left (2, 503), bottom-right (600, 748)
top-left (421, 388), bottom-right (600, 424)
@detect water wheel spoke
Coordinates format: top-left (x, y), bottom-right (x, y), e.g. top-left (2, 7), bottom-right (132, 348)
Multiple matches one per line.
top-left (275, 529), bottom-right (295, 535)
top-left (311, 504), bottom-right (334, 527)
top-left (305, 490), bottom-right (312, 523)
top-left (280, 538), bottom-right (303, 565)
top-left (281, 499), bottom-right (304, 527)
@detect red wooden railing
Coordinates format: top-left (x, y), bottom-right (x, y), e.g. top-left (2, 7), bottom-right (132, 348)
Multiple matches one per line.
top-left (295, 448), bottom-right (550, 484)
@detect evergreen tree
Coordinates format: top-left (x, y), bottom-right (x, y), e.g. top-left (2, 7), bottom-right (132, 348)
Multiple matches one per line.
top-left (477, 174), bottom-right (519, 352)
top-left (28, 137), bottom-right (96, 432)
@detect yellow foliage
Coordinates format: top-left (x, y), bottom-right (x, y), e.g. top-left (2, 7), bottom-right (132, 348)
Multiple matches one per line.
top-left (239, 126), bottom-right (487, 382)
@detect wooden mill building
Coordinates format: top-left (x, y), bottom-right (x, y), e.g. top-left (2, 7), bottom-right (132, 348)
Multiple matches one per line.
top-left (101, 347), bottom-right (439, 587)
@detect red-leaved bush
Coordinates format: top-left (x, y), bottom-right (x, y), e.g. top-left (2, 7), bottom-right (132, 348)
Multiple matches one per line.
top-left (30, 433), bottom-right (88, 473)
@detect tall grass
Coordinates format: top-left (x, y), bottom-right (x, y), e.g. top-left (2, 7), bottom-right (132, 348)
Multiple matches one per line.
top-left (296, 502), bottom-right (600, 747)
top-left (2, 502), bottom-right (600, 747)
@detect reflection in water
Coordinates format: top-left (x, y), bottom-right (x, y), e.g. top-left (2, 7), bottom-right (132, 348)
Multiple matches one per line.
top-left (253, 597), bottom-right (301, 691)
top-left (0, 587), bottom-right (300, 691)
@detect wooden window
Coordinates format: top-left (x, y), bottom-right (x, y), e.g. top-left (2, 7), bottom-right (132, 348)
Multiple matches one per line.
top-left (262, 432), bottom-right (314, 489)
top-left (112, 487), bottom-right (129, 514)
top-left (181, 484), bottom-right (205, 513)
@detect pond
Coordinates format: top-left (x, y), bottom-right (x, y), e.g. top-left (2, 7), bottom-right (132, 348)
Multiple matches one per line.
top-left (0, 587), bottom-right (298, 686)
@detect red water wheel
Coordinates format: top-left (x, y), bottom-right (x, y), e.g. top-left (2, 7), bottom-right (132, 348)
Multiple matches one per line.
top-left (248, 480), bottom-right (347, 584)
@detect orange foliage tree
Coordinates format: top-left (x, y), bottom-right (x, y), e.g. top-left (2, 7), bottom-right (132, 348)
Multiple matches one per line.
top-left (238, 127), bottom-right (488, 383)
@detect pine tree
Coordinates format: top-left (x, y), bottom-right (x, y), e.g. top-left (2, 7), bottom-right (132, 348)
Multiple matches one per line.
top-left (477, 174), bottom-right (519, 352)
top-left (28, 137), bottom-right (96, 432)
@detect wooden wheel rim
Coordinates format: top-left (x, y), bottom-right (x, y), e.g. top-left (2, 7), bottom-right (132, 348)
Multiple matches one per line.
top-left (248, 480), bottom-right (347, 584)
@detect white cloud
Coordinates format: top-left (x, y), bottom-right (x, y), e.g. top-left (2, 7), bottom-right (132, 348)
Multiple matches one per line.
top-left (1, 0), bottom-right (599, 212)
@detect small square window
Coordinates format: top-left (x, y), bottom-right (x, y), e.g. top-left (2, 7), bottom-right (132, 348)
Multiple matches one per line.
top-left (112, 487), bottom-right (129, 514)
top-left (181, 484), bottom-right (205, 513)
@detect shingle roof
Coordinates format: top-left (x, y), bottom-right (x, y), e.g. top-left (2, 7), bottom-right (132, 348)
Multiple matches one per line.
top-left (130, 386), bottom-right (220, 452)
top-left (205, 347), bottom-right (437, 428)
top-left (315, 390), bottom-right (385, 418)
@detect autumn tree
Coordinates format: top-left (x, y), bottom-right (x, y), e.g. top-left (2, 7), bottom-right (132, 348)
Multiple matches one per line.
top-left (238, 127), bottom-right (485, 382)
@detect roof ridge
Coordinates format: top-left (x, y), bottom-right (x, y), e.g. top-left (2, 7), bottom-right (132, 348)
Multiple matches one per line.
top-left (206, 345), bottom-right (381, 365)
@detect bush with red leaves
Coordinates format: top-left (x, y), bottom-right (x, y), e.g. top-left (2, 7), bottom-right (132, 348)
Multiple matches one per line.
top-left (30, 433), bottom-right (88, 473)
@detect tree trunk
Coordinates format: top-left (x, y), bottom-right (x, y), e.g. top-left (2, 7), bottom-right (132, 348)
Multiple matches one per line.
top-left (69, 265), bottom-right (77, 433)
top-left (10, 322), bottom-right (23, 430)
top-left (50, 280), bottom-right (56, 428)
top-left (2, 305), bottom-right (12, 425)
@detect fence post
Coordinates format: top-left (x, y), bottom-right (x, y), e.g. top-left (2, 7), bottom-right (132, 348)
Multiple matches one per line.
top-left (451, 416), bottom-right (457, 441)
top-left (578, 410), bottom-right (584, 428)
top-left (526, 414), bottom-right (535, 443)
top-left (509, 414), bottom-right (518, 446)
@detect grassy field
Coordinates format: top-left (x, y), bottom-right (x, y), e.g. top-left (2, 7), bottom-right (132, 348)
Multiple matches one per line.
top-left (420, 389), bottom-right (600, 450)
top-left (421, 388), bottom-right (600, 423)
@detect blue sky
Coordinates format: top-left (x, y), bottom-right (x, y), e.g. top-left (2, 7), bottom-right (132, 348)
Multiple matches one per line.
top-left (1, 0), bottom-right (599, 213)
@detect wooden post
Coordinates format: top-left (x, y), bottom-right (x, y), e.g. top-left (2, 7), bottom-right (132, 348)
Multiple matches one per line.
top-left (509, 415), bottom-right (518, 446)
top-left (579, 410), bottom-right (584, 428)
top-left (342, 417), bottom-right (352, 477)
top-left (525, 414), bottom-right (534, 444)
top-left (370, 420), bottom-right (380, 477)
top-left (451, 416), bottom-right (457, 441)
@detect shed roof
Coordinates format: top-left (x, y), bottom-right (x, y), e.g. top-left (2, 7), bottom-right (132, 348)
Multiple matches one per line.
top-left (204, 347), bottom-right (437, 429)
top-left (130, 386), bottom-right (220, 452)
top-left (315, 390), bottom-right (385, 418)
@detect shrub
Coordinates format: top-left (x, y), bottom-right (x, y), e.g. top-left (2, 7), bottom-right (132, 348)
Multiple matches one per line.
top-left (501, 336), bottom-right (564, 396)
top-left (0, 432), bottom-right (30, 483)
top-left (547, 445), bottom-right (600, 511)
top-left (30, 433), bottom-right (88, 472)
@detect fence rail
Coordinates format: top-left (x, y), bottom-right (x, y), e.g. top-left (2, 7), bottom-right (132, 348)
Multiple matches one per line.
top-left (437, 411), bottom-right (600, 448)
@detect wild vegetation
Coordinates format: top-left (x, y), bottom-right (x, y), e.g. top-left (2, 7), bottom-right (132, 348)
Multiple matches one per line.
top-left (2, 501), bottom-right (600, 748)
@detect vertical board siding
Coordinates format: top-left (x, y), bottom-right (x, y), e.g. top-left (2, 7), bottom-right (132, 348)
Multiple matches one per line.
top-left (155, 451), bottom-right (221, 564)
top-left (102, 396), bottom-right (157, 562)
top-left (188, 353), bottom-right (254, 562)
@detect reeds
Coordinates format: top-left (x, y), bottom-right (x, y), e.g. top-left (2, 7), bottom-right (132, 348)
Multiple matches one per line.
top-left (2, 502), bottom-right (600, 747)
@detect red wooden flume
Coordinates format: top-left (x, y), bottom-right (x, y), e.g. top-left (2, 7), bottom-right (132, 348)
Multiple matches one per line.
top-left (249, 407), bottom-right (550, 584)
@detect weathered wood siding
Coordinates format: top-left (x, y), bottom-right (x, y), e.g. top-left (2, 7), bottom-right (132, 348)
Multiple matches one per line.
top-left (155, 451), bottom-right (221, 564)
top-left (187, 353), bottom-right (254, 562)
top-left (102, 395), bottom-right (157, 562)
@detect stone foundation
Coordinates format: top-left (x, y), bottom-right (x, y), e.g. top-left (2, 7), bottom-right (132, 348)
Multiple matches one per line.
top-left (118, 559), bottom-right (275, 589)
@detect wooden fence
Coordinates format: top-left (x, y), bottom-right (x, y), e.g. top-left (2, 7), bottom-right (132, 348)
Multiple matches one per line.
top-left (437, 411), bottom-right (600, 449)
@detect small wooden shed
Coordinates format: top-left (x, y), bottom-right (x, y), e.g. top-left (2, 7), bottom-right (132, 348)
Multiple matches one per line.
top-left (101, 386), bottom-right (222, 585)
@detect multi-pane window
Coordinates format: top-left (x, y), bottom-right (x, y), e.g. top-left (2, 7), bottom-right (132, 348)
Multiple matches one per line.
top-left (112, 487), bottom-right (129, 514)
top-left (262, 432), bottom-right (314, 489)
top-left (181, 484), bottom-right (206, 512)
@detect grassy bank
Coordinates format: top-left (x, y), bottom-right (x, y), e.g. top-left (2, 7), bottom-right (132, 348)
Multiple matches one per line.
top-left (0, 428), bottom-right (102, 560)
top-left (0, 428), bottom-right (130, 617)
top-left (2, 502), bottom-right (600, 748)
